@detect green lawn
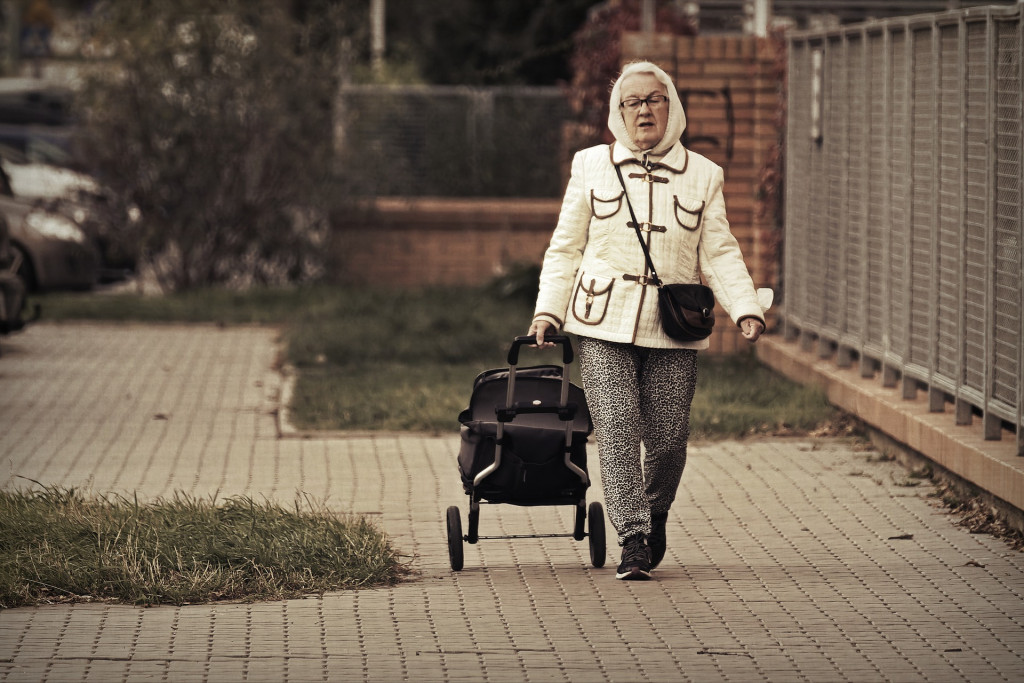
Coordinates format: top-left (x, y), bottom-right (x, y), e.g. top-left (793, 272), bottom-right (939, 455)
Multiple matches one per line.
top-left (30, 283), bottom-right (841, 437)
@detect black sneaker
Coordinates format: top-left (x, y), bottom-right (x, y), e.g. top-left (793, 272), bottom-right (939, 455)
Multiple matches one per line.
top-left (649, 512), bottom-right (669, 570)
top-left (615, 534), bottom-right (652, 580)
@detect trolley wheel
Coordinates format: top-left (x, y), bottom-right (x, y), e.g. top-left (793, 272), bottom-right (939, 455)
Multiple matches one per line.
top-left (588, 501), bottom-right (606, 568)
top-left (446, 505), bottom-right (464, 571)
top-left (467, 505), bottom-right (480, 544)
top-left (573, 503), bottom-right (586, 541)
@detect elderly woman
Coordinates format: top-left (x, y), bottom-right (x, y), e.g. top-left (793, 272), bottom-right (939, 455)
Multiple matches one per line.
top-left (529, 61), bottom-right (765, 580)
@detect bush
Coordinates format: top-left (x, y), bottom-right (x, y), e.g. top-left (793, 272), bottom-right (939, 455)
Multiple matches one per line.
top-left (74, 0), bottom-right (344, 292)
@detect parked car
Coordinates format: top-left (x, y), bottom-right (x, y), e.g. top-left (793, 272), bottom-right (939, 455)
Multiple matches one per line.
top-left (0, 164), bottom-right (99, 291)
top-left (1, 210), bottom-right (28, 336)
top-left (0, 79), bottom-right (100, 291)
top-left (0, 78), bottom-right (74, 127)
top-left (2, 149), bottom-right (134, 284)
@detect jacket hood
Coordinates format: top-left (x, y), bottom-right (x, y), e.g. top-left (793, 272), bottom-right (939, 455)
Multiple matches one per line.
top-left (607, 61), bottom-right (686, 157)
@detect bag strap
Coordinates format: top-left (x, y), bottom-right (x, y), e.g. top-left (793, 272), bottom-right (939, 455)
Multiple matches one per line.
top-left (615, 163), bottom-right (708, 290)
top-left (615, 164), bottom-right (662, 287)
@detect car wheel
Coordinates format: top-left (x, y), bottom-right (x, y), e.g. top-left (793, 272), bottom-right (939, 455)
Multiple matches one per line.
top-left (11, 244), bottom-right (37, 291)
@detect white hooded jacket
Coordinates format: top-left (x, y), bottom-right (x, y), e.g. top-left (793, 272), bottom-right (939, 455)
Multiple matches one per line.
top-left (533, 61), bottom-right (765, 349)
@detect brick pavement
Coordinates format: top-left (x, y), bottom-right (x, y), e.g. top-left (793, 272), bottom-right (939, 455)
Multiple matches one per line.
top-left (1, 323), bottom-right (1022, 682)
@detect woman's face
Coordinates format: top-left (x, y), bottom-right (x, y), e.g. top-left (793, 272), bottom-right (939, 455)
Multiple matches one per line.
top-left (619, 72), bottom-right (669, 151)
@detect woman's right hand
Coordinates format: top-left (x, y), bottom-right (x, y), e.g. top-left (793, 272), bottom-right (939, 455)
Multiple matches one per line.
top-left (528, 319), bottom-right (557, 349)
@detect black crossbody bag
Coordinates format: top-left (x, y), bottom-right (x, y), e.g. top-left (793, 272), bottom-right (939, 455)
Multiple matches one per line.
top-left (614, 164), bottom-right (715, 342)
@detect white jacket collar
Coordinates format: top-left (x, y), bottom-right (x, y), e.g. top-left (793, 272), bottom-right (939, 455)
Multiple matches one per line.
top-left (610, 141), bottom-right (689, 175)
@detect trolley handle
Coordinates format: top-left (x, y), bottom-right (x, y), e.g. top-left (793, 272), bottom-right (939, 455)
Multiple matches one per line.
top-left (508, 335), bottom-right (574, 365)
top-left (496, 401), bottom-right (579, 423)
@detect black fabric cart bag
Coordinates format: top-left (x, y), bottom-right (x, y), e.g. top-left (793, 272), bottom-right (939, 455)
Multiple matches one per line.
top-left (457, 363), bottom-right (592, 504)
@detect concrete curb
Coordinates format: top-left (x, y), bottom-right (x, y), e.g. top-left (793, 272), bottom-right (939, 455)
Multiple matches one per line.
top-left (757, 334), bottom-right (1024, 519)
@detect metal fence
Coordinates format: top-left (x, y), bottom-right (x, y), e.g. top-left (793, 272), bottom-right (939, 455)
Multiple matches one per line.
top-left (335, 85), bottom-right (571, 198)
top-left (783, 4), bottom-right (1023, 455)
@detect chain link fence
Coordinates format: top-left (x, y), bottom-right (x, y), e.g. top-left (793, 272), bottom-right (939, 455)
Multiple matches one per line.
top-left (784, 5), bottom-right (1023, 454)
top-left (335, 85), bottom-right (571, 198)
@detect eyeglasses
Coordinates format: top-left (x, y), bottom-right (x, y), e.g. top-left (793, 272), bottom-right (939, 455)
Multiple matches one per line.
top-left (619, 94), bottom-right (668, 111)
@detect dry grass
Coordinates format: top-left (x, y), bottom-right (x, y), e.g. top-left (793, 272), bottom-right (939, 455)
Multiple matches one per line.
top-left (0, 485), bottom-right (407, 608)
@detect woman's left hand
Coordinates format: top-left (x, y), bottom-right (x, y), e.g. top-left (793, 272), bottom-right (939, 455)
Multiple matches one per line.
top-left (741, 318), bottom-right (765, 342)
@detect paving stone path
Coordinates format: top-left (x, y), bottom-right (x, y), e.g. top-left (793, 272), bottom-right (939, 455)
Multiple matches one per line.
top-left (1, 323), bottom-right (1022, 682)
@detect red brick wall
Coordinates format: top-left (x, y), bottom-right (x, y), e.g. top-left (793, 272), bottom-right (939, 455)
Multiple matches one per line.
top-left (331, 33), bottom-right (783, 355)
top-left (330, 198), bottom-right (559, 287)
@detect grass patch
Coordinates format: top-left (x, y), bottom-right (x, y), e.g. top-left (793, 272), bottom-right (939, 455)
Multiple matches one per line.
top-left (0, 486), bottom-right (406, 608)
top-left (31, 284), bottom-right (842, 437)
top-left (292, 363), bottom-right (481, 432)
top-left (29, 286), bottom-right (311, 325)
top-left (692, 349), bottom-right (841, 440)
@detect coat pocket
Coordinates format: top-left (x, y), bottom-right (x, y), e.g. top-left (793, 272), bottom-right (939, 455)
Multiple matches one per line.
top-left (571, 273), bottom-right (615, 325)
top-left (674, 195), bottom-right (706, 231)
top-left (591, 190), bottom-right (624, 219)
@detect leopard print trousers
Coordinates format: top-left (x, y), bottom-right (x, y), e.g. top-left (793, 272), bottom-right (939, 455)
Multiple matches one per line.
top-left (577, 336), bottom-right (698, 545)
